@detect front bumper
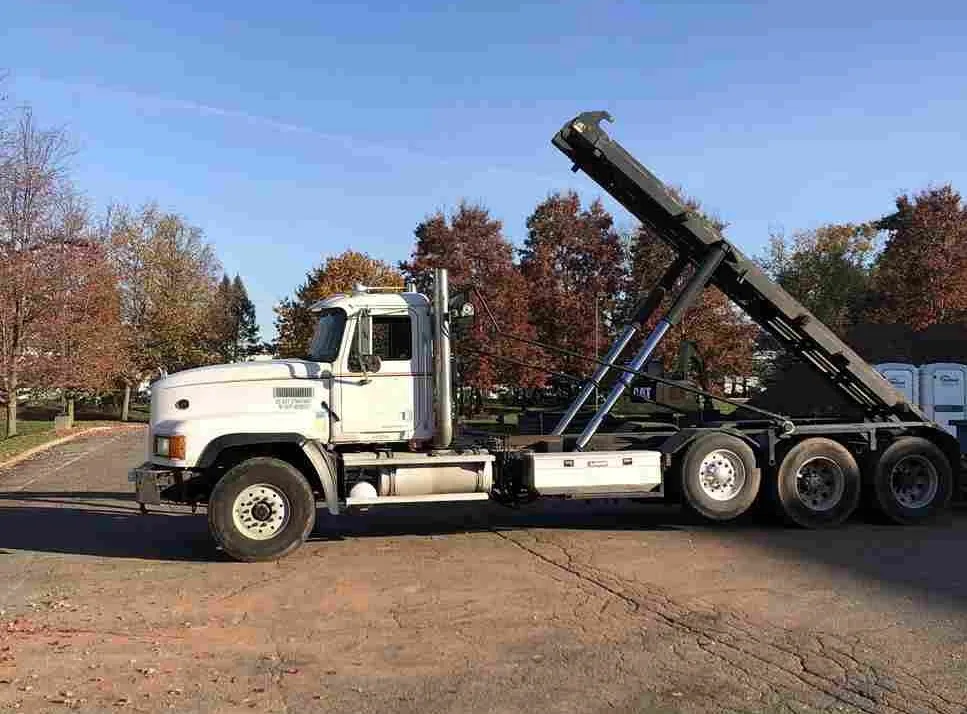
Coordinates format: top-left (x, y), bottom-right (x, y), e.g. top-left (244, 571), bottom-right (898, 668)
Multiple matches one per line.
top-left (128, 462), bottom-right (176, 505)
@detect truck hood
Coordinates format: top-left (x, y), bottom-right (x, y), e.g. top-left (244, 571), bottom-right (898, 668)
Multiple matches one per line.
top-left (156, 360), bottom-right (330, 389)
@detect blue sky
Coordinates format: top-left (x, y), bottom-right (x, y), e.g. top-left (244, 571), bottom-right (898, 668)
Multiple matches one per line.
top-left (5, 0), bottom-right (967, 339)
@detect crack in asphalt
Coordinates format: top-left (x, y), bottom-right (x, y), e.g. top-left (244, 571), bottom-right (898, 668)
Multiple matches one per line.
top-left (491, 528), bottom-right (967, 714)
top-left (271, 635), bottom-right (291, 714)
top-left (2, 623), bottom-right (180, 643)
top-left (491, 529), bottom-right (641, 614)
top-left (215, 576), bottom-right (277, 603)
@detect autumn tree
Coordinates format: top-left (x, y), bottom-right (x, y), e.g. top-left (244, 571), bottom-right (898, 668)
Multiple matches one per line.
top-left (107, 203), bottom-right (222, 417)
top-left (275, 250), bottom-right (402, 358)
top-left (867, 185), bottom-right (967, 329)
top-left (745, 223), bottom-right (879, 414)
top-left (519, 192), bottom-right (625, 382)
top-left (25, 235), bottom-right (126, 421)
top-left (401, 203), bottom-right (542, 409)
top-left (623, 192), bottom-right (756, 390)
top-left (0, 106), bottom-right (75, 437)
top-left (760, 223), bottom-right (877, 335)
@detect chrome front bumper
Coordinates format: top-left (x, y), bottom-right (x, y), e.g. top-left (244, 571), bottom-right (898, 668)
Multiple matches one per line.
top-left (128, 462), bottom-right (176, 505)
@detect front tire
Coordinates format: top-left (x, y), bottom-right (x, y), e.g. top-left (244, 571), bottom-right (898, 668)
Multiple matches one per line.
top-left (681, 433), bottom-right (761, 521)
top-left (869, 437), bottom-right (952, 525)
top-left (774, 438), bottom-right (860, 528)
top-left (208, 457), bottom-right (316, 562)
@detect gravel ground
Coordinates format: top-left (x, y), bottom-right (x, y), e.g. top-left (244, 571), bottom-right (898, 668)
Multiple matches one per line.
top-left (1, 428), bottom-right (966, 713)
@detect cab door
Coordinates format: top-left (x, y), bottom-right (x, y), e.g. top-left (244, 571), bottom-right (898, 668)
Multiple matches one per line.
top-left (332, 310), bottom-right (421, 443)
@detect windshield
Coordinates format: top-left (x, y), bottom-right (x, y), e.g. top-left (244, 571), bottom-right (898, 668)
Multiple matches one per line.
top-left (307, 309), bottom-right (347, 362)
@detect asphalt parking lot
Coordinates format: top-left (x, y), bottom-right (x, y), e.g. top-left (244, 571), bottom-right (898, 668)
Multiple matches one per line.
top-left (1, 428), bottom-right (966, 713)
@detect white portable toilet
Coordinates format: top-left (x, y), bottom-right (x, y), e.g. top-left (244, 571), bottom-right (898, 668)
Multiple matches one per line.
top-left (920, 363), bottom-right (967, 436)
top-left (875, 363), bottom-right (920, 406)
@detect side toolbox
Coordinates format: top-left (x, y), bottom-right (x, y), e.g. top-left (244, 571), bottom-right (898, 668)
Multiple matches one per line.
top-left (523, 450), bottom-right (662, 497)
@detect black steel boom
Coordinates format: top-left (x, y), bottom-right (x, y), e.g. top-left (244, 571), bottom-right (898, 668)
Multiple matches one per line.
top-left (552, 111), bottom-right (920, 422)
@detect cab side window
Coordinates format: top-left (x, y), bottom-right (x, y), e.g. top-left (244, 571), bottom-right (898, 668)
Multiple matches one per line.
top-left (373, 316), bottom-right (412, 361)
top-left (347, 315), bottom-right (412, 371)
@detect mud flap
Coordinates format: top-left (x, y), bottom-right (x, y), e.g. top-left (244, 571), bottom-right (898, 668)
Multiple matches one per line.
top-left (301, 441), bottom-right (340, 515)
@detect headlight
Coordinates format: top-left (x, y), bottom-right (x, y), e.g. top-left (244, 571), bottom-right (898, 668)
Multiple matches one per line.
top-left (154, 435), bottom-right (186, 460)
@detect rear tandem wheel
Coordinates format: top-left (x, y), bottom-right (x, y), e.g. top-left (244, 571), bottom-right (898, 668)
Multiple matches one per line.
top-left (868, 436), bottom-right (952, 524)
top-left (773, 437), bottom-right (861, 528)
top-left (680, 433), bottom-right (761, 522)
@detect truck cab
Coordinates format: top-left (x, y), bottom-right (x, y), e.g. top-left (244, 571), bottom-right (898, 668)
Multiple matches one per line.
top-left (130, 274), bottom-right (500, 561)
top-left (141, 286), bottom-right (434, 473)
top-left (315, 288), bottom-right (434, 445)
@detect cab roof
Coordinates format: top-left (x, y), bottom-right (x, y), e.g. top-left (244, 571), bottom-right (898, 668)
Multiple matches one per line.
top-left (310, 288), bottom-right (429, 315)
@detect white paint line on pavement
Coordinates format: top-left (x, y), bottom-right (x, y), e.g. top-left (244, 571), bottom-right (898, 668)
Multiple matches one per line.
top-left (0, 425), bottom-right (143, 482)
top-left (9, 431), bottom-right (129, 492)
top-left (0, 424), bottom-right (144, 474)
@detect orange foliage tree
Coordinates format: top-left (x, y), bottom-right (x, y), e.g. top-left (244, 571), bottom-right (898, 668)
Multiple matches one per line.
top-left (624, 192), bottom-right (756, 390)
top-left (25, 239), bottom-right (127, 417)
top-left (520, 192), bottom-right (625, 383)
top-left (107, 204), bottom-right (223, 378)
top-left (868, 185), bottom-right (967, 329)
top-left (402, 203), bottom-right (544, 409)
top-left (274, 250), bottom-right (402, 358)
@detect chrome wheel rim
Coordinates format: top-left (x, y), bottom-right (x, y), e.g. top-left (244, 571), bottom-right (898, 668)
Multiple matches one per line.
top-left (232, 484), bottom-right (290, 540)
top-left (795, 456), bottom-right (845, 512)
top-left (698, 449), bottom-right (746, 501)
top-left (890, 455), bottom-right (938, 509)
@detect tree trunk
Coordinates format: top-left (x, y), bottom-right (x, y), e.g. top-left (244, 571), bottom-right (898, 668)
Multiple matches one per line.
top-left (67, 395), bottom-right (75, 428)
top-left (4, 372), bottom-right (18, 438)
top-left (121, 383), bottom-right (131, 422)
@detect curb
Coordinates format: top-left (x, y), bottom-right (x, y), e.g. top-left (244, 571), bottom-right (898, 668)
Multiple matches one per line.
top-left (0, 423), bottom-right (145, 472)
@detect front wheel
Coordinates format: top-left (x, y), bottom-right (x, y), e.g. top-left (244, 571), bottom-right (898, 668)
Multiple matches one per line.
top-left (208, 457), bottom-right (316, 562)
top-left (774, 438), bottom-right (861, 528)
top-left (869, 437), bottom-right (952, 525)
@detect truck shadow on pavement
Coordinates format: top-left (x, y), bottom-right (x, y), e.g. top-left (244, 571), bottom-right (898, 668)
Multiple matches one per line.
top-left (0, 492), bottom-right (219, 561)
top-left (1, 491), bottom-right (966, 609)
top-left (0, 492), bottom-right (698, 562)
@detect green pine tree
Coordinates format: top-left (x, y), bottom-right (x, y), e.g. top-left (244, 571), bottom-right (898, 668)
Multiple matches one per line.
top-left (231, 275), bottom-right (260, 360)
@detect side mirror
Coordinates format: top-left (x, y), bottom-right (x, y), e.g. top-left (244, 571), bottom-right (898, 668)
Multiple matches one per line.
top-left (356, 312), bottom-right (373, 355)
top-left (360, 354), bottom-right (381, 373)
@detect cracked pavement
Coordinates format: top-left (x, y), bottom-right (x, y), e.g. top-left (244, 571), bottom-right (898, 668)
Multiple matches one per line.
top-left (1, 428), bottom-right (966, 713)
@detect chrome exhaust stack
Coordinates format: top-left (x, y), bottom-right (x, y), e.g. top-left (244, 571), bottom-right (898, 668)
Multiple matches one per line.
top-left (432, 268), bottom-right (453, 449)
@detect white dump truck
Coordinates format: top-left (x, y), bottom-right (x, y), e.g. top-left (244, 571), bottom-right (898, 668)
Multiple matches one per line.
top-left (130, 112), bottom-right (958, 561)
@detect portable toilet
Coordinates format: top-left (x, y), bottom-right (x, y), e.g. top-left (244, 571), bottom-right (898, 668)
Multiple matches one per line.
top-left (920, 363), bottom-right (967, 436)
top-left (874, 363), bottom-right (920, 406)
